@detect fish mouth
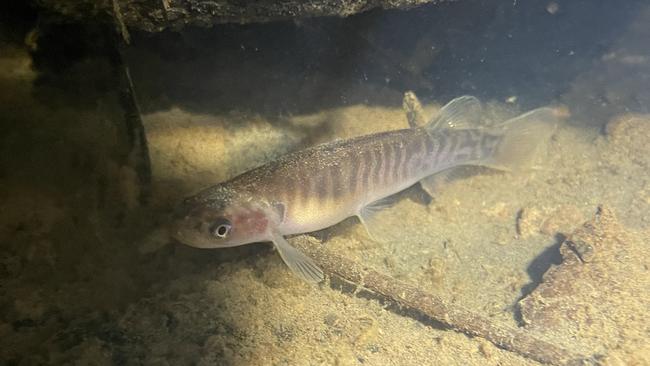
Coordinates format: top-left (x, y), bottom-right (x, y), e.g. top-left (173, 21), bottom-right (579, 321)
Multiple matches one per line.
top-left (170, 202), bottom-right (214, 248)
top-left (170, 217), bottom-right (209, 248)
top-left (171, 227), bottom-right (213, 249)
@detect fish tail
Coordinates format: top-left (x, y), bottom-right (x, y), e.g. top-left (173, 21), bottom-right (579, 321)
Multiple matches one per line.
top-left (486, 107), bottom-right (560, 171)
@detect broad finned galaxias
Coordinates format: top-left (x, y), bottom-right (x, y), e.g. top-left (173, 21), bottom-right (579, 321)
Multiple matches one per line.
top-left (171, 95), bottom-right (560, 283)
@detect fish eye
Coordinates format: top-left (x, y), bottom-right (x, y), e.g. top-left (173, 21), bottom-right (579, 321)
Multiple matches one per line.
top-left (209, 218), bottom-right (232, 238)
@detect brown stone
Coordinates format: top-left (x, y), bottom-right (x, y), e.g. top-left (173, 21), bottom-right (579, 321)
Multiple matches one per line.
top-left (539, 205), bottom-right (585, 237)
top-left (518, 206), bottom-right (650, 358)
top-left (605, 114), bottom-right (650, 167)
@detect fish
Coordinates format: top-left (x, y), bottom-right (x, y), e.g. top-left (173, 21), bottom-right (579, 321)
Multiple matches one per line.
top-left (171, 96), bottom-right (558, 283)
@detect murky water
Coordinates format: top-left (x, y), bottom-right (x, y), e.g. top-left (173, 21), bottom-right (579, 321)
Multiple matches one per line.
top-left (1, 1), bottom-right (649, 365)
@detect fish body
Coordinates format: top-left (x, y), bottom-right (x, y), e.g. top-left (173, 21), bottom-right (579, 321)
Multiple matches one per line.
top-left (172, 96), bottom-right (558, 282)
top-left (231, 127), bottom-right (498, 235)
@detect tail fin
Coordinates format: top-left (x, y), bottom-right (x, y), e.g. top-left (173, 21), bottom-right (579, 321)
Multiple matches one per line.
top-left (487, 108), bottom-right (560, 171)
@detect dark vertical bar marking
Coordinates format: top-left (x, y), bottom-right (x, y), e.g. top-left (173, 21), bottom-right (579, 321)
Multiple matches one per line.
top-left (348, 154), bottom-right (360, 198)
top-left (440, 131), bottom-right (459, 167)
top-left (356, 154), bottom-right (366, 200)
top-left (383, 141), bottom-right (394, 187)
top-left (325, 165), bottom-right (334, 201)
top-left (394, 140), bottom-right (404, 184)
top-left (331, 162), bottom-right (343, 199)
top-left (316, 167), bottom-right (328, 201)
top-left (432, 133), bottom-right (444, 167)
top-left (422, 134), bottom-right (436, 172)
top-left (292, 176), bottom-right (303, 214)
top-left (370, 147), bottom-right (379, 195)
top-left (405, 137), bottom-right (420, 180)
top-left (373, 145), bottom-right (382, 189)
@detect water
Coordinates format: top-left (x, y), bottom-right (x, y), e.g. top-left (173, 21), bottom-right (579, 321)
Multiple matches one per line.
top-left (1, 1), bottom-right (649, 364)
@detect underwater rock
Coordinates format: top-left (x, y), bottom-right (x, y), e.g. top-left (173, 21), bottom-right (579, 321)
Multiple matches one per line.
top-left (517, 205), bottom-right (586, 239)
top-left (35, 0), bottom-right (447, 32)
top-left (352, 316), bottom-right (379, 346)
top-left (518, 206), bottom-right (650, 362)
top-left (539, 205), bottom-right (585, 237)
top-left (605, 114), bottom-right (650, 168)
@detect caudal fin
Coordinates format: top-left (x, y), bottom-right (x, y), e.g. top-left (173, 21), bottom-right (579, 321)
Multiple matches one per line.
top-left (487, 108), bottom-right (560, 171)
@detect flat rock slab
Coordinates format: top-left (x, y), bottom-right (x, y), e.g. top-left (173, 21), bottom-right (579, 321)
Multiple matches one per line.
top-left (518, 206), bottom-right (650, 364)
top-left (36, 0), bottom-right (447, 32)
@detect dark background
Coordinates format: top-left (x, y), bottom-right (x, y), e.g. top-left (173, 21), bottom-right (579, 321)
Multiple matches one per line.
top-left (4, 0), bottom-right (647, 126)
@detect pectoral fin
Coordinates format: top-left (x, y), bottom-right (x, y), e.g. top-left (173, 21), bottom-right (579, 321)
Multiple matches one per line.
top-left (272, 233), bottom-right (324, 283)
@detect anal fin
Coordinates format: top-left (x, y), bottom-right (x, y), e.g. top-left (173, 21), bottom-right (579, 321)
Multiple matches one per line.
top-left (419, 166), bottom-right (478, 197)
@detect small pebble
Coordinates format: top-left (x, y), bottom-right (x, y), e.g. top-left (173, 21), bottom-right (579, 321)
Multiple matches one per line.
top-left (324, 313), bottom-right (339, 328)
top-left (427, 257), bottom-right (446, 285)
top-left (383, 256), bottom-right (397, 270)
top-left (477, 338), bottom-right (493, 359)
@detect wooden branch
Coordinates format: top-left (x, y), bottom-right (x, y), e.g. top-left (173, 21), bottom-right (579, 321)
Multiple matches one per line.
top-left (111, 0), bottom-right (131, 44)
top-left (292, 236), bottom-right (593, 366)
top-left (108, 6), bottom-right (152, 206)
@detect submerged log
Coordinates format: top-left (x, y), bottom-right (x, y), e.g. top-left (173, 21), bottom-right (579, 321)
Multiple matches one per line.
top-left (35, 0), bottom-right (450, 32)
top-left (291, 235), bottom-right (594, 365)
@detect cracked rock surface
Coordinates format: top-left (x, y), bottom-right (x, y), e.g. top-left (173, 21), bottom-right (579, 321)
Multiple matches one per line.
top-left (35, 0), bottom-right (445, 32)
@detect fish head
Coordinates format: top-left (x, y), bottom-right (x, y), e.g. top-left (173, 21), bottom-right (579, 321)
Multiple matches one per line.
top-left (171, 185), bottom-right (276, 248)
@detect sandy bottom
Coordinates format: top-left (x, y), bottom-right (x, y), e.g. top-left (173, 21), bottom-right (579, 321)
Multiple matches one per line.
top-left (1, 29), bottom-right (649, 366)
top-left (139, 92), bottom-right (650, 365)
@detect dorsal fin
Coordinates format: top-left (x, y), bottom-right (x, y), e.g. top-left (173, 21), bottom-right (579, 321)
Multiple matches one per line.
top-left (426, 95), bottom-right (482, 132)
